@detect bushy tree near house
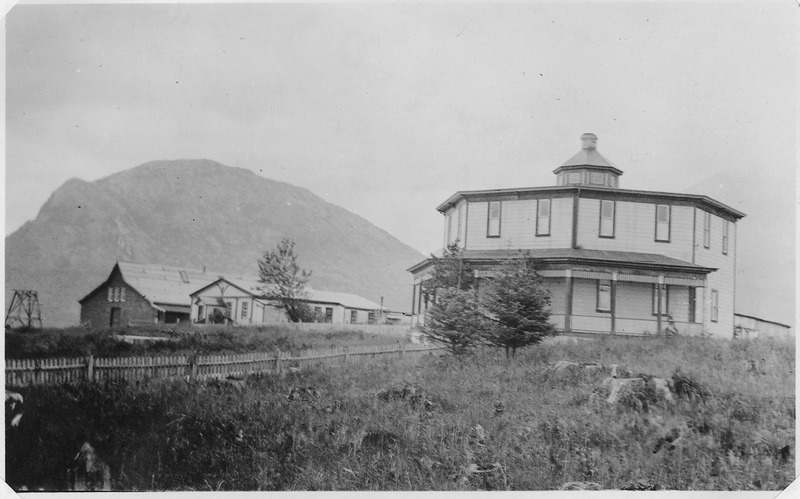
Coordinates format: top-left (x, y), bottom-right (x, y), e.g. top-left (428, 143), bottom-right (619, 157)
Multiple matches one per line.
top-left (421, 252), bottom-right (554, 359)
top-left (421, 241), bottom-right (475, 295)
top-left (258, 238), bottom-right (314, 323)
top-left (481, 259), bottom-right (556, 359)
top-left (421, 288), bottom-right (490, 355)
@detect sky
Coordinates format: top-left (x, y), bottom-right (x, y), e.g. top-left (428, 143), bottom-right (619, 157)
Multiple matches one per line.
top-left (3, 1), bottom-right (797, 326)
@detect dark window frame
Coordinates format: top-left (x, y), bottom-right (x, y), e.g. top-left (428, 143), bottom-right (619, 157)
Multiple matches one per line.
top-left (651, 283), bottom-right (670, 315)
top-left (598, 200), bottom-right (615, 238)
top-left (536, 198), bottom-right (552, 237)
top-left (486, 201), bottom-right (501, 238)
top-left (688, 287), bottom-right (697, 323)
top-left (711, 289), bottom-right (719, 322)
top-left (722, 220), bottom-right (729, 255)
top-left (655, 204), bottom-right (671, 242)
top-left (596, 279), bottom-right (611, 312)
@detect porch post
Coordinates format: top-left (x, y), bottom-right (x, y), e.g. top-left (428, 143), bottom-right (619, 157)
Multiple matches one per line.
top-left (656, 275), bottom-right (664, 334)
top-left (411, 283), bottom-right (417, 324)
top-left (610, 272), bottom-right (618, 334)
top-left (565, 269), bottom-right (573, 333)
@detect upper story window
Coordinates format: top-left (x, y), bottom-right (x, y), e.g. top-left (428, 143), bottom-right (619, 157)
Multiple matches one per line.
top-left (487, 201), bottom-right (501, 237)
top-left (722, 220), bottom-right (729, 255)
top-left (446, 210), bottom-right (455, 244)
top-left (703, 211), bottom-right (711, 249)
top-left (179, 270), bottom-right (190, 283)
top-left (597, 280), bottom-right (611, 312)
top-left (536, 199), bottom-right (551, 236)
top-left (567, 172), bottom-right (582, 185)
top-left (599, 200), bottom-right (615, 238)
top-left (107, 287), bottom-right (126, 302)
top-left (655, 204), bottom-right (670, 242)
top-left (589, 172), bottom-right (605, 185)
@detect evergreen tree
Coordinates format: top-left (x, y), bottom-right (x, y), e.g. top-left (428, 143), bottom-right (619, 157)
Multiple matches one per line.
top-left (257, 238), bottom-right (313, 322)
top-left (482, 258), bottom-right (555, 359)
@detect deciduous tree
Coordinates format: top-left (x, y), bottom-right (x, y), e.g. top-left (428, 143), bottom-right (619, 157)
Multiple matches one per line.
top-left (257, 238), bottom-right (313, 322)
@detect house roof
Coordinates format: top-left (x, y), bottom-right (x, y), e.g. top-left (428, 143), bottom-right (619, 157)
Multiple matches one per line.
top-left (408, 248), bottom-right (715, 275)
top-left (191, 276), bottom-right (385, 311)
top-left (79, 261), bottom-right (234, 307)
top-left (435, 185), bottom-right (745, 219)
top-left (558, 147), bottom-right (619, 169)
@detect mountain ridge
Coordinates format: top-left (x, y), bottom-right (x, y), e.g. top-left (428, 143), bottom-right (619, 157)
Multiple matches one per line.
top-left (6, 159), bottom-right (423, 326)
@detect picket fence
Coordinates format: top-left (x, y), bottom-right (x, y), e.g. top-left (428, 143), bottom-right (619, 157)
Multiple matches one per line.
top-left (5, 343), bottom-right (445, 387)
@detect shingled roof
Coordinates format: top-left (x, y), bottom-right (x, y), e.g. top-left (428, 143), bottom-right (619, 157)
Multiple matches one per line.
top-left (192, 276), bottom-right (384, 311)
top-left (408, 248), bottom-right (715, 274)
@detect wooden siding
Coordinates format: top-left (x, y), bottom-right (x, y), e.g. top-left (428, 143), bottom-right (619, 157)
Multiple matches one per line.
top-left (694, 209), bottom-right (736, 338)
top-left (541, 278), bottom-right (566, 314)
top-left (577, 199), bottom-right (694, 262)
top-left (80, 267), bottom-right (156, 327)
top-left (465, 198), bottom-right (572, 251)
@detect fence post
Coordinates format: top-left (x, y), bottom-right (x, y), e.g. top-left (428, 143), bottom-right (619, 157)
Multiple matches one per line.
top-left (86, 355), bottom-right (94, 382)
top-left (344, 346), bottom-right (350, 363)
top-left (399, 342), bottom-right (405, 360)
top-left (276, 351), bottom-right (284, 376)
top-left (189, 353), bottom-right (197, 382)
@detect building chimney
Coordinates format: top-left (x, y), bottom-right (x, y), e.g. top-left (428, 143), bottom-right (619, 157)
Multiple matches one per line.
top-left (581, 133), bottom-right (598, 150)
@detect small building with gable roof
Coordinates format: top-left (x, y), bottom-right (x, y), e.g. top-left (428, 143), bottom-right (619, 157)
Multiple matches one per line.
top-left (78, 261), bottom-right (223, 327)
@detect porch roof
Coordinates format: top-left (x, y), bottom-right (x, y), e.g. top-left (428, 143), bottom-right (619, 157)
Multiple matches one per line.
top-left (408, 248), bottom-right (715, 275)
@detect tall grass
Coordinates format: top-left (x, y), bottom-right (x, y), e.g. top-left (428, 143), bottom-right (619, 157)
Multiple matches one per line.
top-left (5, 335), bottom-right (794, 491)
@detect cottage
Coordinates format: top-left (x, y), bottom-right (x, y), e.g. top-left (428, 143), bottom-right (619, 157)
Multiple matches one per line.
top-left (189, 275), bottom-right (390, 325)
top-left (78, 262), bottom-right (222, 327)
top-left (734, 313), bottom-right (792, 341)
top-left (409, 133), bottom-right (746, 338)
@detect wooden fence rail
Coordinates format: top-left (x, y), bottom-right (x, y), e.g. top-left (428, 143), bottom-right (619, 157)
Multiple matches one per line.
top-left (5, 343), bottom-right (445, 387)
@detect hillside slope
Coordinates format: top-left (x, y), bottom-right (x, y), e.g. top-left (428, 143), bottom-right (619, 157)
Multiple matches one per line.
top-left (5, 159), bottom-right (424, 326)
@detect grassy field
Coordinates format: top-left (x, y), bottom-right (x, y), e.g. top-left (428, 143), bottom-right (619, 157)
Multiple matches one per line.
top-left (4, 324), bottom-right (409, 359)
top-left (5, 334), bottom-right (794, 491)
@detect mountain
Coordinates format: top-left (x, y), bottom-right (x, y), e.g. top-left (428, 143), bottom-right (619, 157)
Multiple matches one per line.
top-left (683, 171), bottom-right (795, 328)
top-left (5, 159), bottom-right (425, 327)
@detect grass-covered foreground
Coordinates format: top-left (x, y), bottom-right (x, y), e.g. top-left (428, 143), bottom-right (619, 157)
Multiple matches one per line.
top-left (5, 334), bottom-right (794, 491)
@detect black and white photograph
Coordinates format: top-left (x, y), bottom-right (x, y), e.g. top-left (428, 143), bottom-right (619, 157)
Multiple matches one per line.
top-left (3, 0), bottom-right (796, 493)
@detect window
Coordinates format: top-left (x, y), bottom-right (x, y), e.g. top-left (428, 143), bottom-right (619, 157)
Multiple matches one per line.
top-left (711, 290), bottom-right (719, 322)
top-left (325, 307), bottom-right (333, 323)
top-left (589, 171), bottom-right (605, 185)
top-left (226, 301), bottom-right (233, 318)
top-left (599, 200), bottom-right (615, 238)
top-left (536, 199), bottom-right (551, 236)
top-left (655, 204), bottom-right (670, 242)
top-left (241, 301), bottom-right (248, 319)
top-left (722, 220), bottom-right (729, 255)
top-left (108, 287), bottom-right (125, 302)
top-left (703, 212), bottom-right (711, 249)
top-left (567, 171), bottom-right (582, 184)
top-left (179, 270), bottom-right (190, 284)
top-left (368, 311), bottom-right (377, 324)
top-left (688, 287), bottom-right (697, 323)
top-left (486, 201), bottom-right (501, 237)
top-left (350, 310), bottom-right (358, 323)
top-left (597, 280), bottom-right (611, 312)
top-left (651, 283), bottom-right (669, 315)
top-left (457, 205), bottom-right (465, 243)
top-left (446, 210), bottom-right (456, 244)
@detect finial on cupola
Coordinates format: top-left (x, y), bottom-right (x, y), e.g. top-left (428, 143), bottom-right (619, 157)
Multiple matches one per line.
top-left (581, 133), bottom-right (598, 150)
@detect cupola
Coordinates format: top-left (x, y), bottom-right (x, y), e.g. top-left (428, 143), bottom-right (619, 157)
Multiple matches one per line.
top-left (553, 133), bottom-right (623, 188)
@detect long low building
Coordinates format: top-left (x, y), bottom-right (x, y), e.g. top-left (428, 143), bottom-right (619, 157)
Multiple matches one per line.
top-left (734, 313), bottom-right (792, 340)
top-left (78, 261), bottom-right (398, 327)
top-left (190, 276), bottom-right (391, 325)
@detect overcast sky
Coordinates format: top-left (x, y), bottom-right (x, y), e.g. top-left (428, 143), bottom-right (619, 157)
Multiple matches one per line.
top-left (4, 1), bottom-right (797, 326)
